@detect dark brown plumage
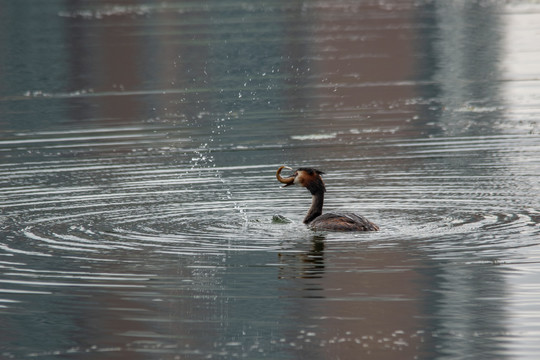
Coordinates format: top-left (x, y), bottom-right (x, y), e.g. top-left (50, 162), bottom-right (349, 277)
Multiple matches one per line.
top-left (276, 166), bottom-right (379, 232)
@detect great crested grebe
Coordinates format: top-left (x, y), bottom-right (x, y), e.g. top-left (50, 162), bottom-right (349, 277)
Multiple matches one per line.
top-left (276, 166), bottom-right (379, 231)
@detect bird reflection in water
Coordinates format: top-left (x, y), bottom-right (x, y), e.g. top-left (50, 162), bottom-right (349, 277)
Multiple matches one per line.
top-left (278, 236), bottom-right (325, 281)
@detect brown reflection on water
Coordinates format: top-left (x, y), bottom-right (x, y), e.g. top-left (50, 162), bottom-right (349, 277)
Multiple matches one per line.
top-left (62, 1), bottom-right (211, 124)
top-left (277, 2), bottom-right (512, 358)
top-left (277, 4), bottom-right (429, 358)
top-left (310, 4), bottom-right (416, 101)
top-left (314, 4), bottom-right (417, 116)
top-left (281, 239), bottom-right (428, 359)
top-left (63, 3), bottom-right (142, 122)
top-left (63, 261), bottom-right (225, 356)
top-left (70, 289), bottom-right (154, 359)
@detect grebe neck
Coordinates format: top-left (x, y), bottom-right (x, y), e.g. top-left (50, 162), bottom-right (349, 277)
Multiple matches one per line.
top-left (304, 191), bottom-right (324, 224)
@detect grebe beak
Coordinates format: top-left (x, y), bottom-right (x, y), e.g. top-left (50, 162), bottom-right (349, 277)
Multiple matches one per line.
top-left (276, 166), bottom-right (295, 187)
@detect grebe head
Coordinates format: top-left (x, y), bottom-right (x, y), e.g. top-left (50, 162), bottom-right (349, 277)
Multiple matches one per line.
top-left (276, 166), bottom-right (326, 195)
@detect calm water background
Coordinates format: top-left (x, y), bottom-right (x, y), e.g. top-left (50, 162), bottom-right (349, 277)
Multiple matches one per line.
top-left (1, 1), bottom-right (539, 359)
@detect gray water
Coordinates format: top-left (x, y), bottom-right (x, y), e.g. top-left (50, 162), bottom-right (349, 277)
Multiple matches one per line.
top-left (1, 1), bottom-right (539, 359)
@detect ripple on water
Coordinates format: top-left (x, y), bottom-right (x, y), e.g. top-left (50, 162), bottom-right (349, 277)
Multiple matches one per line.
top-left (0, 123), bottom-right (539, 360)
top-left (2, 132), bottom-right (539, 259)
top-left (1, 158), bottom-right (310, 262)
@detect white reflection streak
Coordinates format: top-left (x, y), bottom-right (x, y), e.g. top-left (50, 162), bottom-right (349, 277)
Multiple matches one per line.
top-left (502, 4), bottom-right (540, 357)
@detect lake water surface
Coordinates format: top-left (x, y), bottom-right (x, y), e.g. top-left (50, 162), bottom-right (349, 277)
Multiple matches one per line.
top-left (1, 1), bottom-right (540, 359)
